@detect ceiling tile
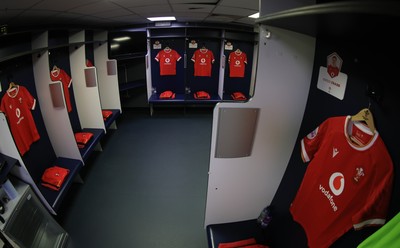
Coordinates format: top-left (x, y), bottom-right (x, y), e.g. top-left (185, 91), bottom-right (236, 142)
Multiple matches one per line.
top-left (171, 4), bottom-right (214, 13)
top-left (213, 6), bottom-right (256, 16)
top-left (0, 9), bottom-right (23, 21)
top-left (169, 0), bottom-right (218, 3)
top-left (33, 0), bottom-right (100, 11)
top-left (127, 5), bottom-right (173, 15)
top-left (92, 9), bottom-right (136, 18)
top-left (219, 0), bottom-right (258, 10)
top-left (111, 0), bottom-right (168, 8)
top-left (70, 2), bottom-right (121, 15)
top-left (0, 0), bottom-right (42, 9)
top-left (109, 15), bottom-right (149, 23)
top-left (1, 0), bottom-right (258, 29)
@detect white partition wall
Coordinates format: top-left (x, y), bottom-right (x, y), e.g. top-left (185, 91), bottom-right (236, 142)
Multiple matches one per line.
top-left (69, 30), bottom-right (105, 131)
top-left (93, 31), bottom-right (122, 113)
top-left (31, 31), bottom-right (82, 161)
top-left (218, 39), bottom-right (226, 98)
top-left (0, 113), bottom-right (55, 214)
top-left (145, 37), bottom-right (152, 101)
top-left (204, 25), bottom-right (316, 226)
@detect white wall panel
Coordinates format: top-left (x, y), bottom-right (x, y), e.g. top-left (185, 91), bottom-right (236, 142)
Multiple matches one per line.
top-left (204, 25), bottom-right (316, 226)
top-left (93, 31), bottom-right (122, 112)
top-left (69, 30), bottom-right (105, 131)
top-left (31, 31), bottom-right (82, 161)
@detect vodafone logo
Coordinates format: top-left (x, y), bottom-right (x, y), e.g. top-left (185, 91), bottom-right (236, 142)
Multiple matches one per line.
top-left (165, 58), bottom-right (171, 63)
top-left (235, 60), bottom-right (241, 65)
top-left (201, 58), bottom-right (206, 63)
top-left (329, 172), bottom-right (345, 196)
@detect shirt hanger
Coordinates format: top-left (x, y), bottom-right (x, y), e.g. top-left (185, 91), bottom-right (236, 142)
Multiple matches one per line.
top-left (8, 82), bottom-right (17, 91)
top-left (351, 108), bottom-right (376, 132)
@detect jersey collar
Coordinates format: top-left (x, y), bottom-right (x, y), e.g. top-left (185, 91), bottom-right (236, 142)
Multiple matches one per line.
top-left (344, 115), bottom-right (379, 151)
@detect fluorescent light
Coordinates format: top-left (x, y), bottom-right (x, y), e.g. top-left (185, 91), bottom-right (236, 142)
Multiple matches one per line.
top-left (147, 16), bottom-right (176, 21)
top-left (113, 36), bottom-right (131, 42)
top-left (248, 12), bottom-right (259, 19)
top-left (110, 44), bottom-right (120, 49)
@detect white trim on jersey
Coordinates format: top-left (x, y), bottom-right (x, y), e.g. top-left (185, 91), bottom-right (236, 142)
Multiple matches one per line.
top-left (353, 218), bottom-right (386, 230)
top-left (344, 116), bottom-right (379, 151)
top-left (301, 139), bottom-right (310, 162)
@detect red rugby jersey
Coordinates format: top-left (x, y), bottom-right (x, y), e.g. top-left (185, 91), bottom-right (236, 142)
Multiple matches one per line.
top-left (155, 49), bottom-right (182, 76)
top-left (1, 85), bottom-right (40, 156)
top-left (191, 48), bottom-right (215, 77)
top-left (290, 116), bottom-right (393, 248)
top-left (228, 50), bottom-right (247, 78)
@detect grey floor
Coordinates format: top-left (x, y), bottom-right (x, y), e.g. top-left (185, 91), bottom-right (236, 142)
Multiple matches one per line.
top-left (57, 107), bottom-right (213, 248)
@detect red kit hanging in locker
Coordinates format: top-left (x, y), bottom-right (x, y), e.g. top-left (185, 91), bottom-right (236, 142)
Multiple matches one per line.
top-left (228, 49), bottom-right (247, 78)
top-left (290, 115), bottom-right (394, 248)
top-left (191, 47), bottom-right (215, 77)
top-left (155, 47), bottom-right (182, 76)
top-left (0, 84), bottom-right (41, 156)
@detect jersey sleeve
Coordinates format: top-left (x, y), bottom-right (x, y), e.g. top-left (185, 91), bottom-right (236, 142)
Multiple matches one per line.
top-left (155, 51), bottom-right (161, 62)
top-left (21, 86), bottom-right (36, 110)
top-left (61, 69), bottom-right (72, 88)
top-left (300, 120), bottom-right (328, 162)
top-left (191, 50), bottom-right (197, 62)
top-left (174, 50), bottom-right (182, 61)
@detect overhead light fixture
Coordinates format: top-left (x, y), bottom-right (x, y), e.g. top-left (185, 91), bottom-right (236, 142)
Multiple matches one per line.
top-left (110, 44), bottom-right (120, 49)
top-left (113, 36), bottom-right (131, 42)
top-left (147, 16), bottom-right (176, 22)
top-left (248, 12), bottom-right (259, 19)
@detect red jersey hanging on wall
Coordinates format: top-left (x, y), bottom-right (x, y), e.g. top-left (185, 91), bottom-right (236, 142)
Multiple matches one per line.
top-left (155, 47), bottom-right (182, 76)
top-left (50, 66), bottom-right (73, 112)
top-left (290, 116), bottom-right (393, 248)
top-left (0, 84), bottom-right (40, 156)
top-left (191, 48), bottom-right (215, 77)
top-left (228, 49), bottom-right (247, 78)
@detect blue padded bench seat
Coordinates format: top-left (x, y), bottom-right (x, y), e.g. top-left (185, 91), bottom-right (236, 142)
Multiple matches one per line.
top-left (149, 93), bottom-right (221, 104)
top-left (37, 157), bottom-right (83, 211)
top-left (78, 128), bottom-right (105, 162)
top-left (148, 93), bottom-right (219, 115)
top-left (103, 109), bottom-right (120, 130)
top-left (149, 93), bottom-right (186, 103)
top-left (185, 93), bottom-right (221, 104)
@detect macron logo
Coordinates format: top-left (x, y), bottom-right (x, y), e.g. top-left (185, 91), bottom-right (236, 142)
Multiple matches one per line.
top-left (332, 148), bottom-right (339, 158)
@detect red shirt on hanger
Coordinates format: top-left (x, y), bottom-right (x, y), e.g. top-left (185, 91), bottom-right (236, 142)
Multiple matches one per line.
top-left (191, 48), bottom-right (215, 77)
top-left (0, 85), bottom-right (40, 156)
top-left (228, 50), bottom-right (247, 78)
top-left (290, 116), bottom-right (393, 248)
top-left (155, 48), bottom-right (182, 76)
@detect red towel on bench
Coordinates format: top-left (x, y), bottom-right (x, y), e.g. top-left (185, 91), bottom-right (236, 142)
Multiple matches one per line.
top-left (41, 166), bottom-right (70, 191)
top-left (218, 238), bottom-right (269, 248)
